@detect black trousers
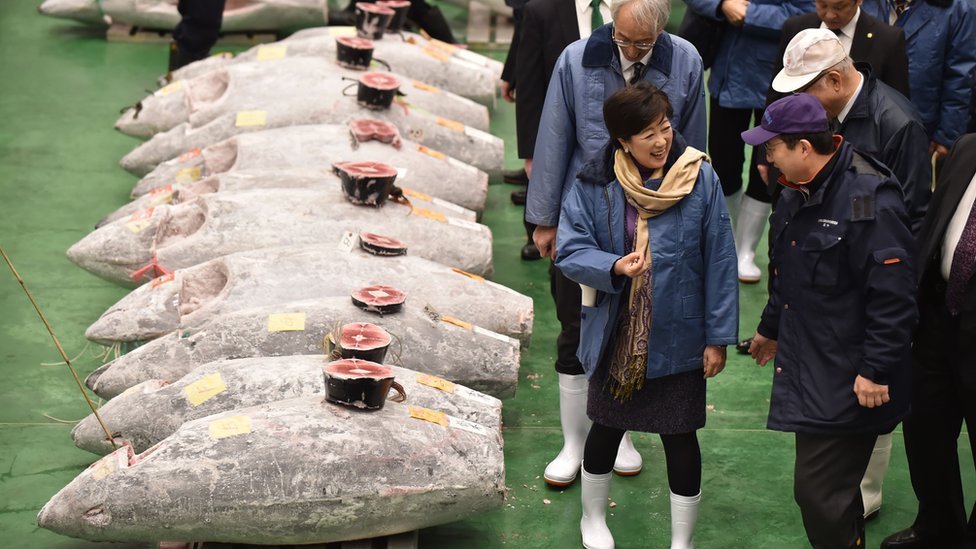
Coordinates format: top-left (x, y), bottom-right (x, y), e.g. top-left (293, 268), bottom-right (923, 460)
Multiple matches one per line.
top-left (794, 432), bottom-right (877, 549)
top-left (550, 263), bottom-right (584, 375)
top-left (902, 271), bottom-right (976, 544)
top-left (174, 0), bottom-right (225, 58)
top-left (708, 98), bottom-right (770, 202)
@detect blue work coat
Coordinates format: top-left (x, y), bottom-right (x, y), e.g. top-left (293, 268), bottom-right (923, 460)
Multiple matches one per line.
top-left (555, 139), bottom-right (739, 379)
top-left (758, 142), bottom-right (917, 435)
top-left (525, 24), bottom-right (707, 228)
top-left (861, 0), bottom-right (976, 146)
top-left (684, 0), bottom-right (815, 110)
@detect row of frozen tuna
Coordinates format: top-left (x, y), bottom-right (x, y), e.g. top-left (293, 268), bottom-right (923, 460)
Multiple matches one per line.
top-left (38, 0), bottom-right (512, 30)
top-left (40, 30), bottom-right (525, 545)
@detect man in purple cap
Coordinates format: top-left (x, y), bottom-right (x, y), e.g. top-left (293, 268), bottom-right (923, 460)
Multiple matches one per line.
top-left (742, 93), bottom-right (917, 549)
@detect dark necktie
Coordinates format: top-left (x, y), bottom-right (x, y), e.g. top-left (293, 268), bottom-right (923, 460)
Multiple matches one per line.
top-left (947, 198), bottom-right (976, 315)
top-left (629, 61), bottom-right (644, 86)
top-left (830, 27), bottom-right (843, 36)
top-left (893, 0), bottom-right (909, 18)
top-left (591, 0), bottom-right (603, 31)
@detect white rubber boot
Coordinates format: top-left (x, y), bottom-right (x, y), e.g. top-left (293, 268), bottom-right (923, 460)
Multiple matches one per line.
top-left (860, 433), bottom-right (892, 520)
top-left (670, 491), bottom-right (701, 549)
top-left (544, 373), bottom-right (591, 486)
top-left (580, 467), bottom-right (615, 549)
top-left (613, 432), bottom-right (643, 476)
top-left (734, 195), bottom-right (771, 284)
top-left (724, 188), bottom-right (742, 228)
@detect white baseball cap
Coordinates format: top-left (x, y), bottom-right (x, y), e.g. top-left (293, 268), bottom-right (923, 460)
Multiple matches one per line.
top-left (771, 28), bottom-right (847, 93)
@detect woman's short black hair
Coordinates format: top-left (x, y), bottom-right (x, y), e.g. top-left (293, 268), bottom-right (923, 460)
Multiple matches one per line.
top-left (780, 131), bottom-right (836, 155)
top-left (603, 81), bottom-right (674, 145)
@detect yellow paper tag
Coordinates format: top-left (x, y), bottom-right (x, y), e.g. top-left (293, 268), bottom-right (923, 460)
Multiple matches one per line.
top-left (147, 184), bottom-right (175, 206)
top-left (184, 372), bottom-right (227, 406)
top-left (175, 166), bottom-right (202, 183)
top-left (156, 80), bottom-right (183, 96)
top-left (428, 39), bottom-right (458, 55)
top-left (126, 207), bottom-right (155, 233)
top-left (417, 144), bottom-right (446, 160)
top-left (208, 415), bottom-right (251, 440)
top-left (235, 110), bottom-right (267, 128)
top-left (401, 187), bottom-right (432, 202)
top-left (329, 26), bottom-right (358, 37)
top-left (412, 80), bottom-right (441, 93)
top-left (267, 312), bottom-right (306, 332)
top-left (417, 373), bottom-right (456, 393)
top-left (422, 47), bottom-right (451, 62)
top-left (441, 315), bottom-right (473, 331)
top-left (409, 405), bottom-right (449, 426)
top-left (436, 117), bottom-right (465, 133)
top-left (451, 267), bottom-right (485, 283)
top-left (150, 272), bottom-right (175, 288)
top-left (412, 207), bottom-right (447, 223)
top-left (256, 45), bottom-right (287, 61)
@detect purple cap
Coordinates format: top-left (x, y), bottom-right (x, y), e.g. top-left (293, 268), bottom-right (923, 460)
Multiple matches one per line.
top-left (741, 93), bottom-right (829, 146)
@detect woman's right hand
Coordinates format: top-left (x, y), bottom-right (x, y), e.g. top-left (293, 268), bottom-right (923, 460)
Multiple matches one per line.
top-left (613, 251), bottom-right (648, 278)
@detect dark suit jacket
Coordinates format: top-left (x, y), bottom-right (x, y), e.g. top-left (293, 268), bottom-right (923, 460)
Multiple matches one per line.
top-left (916, 133), bottom-right (976, 339)
top-left (769, 10), bottom-right (911, 101)
top-left (512, 0), bottom-right (580, 159)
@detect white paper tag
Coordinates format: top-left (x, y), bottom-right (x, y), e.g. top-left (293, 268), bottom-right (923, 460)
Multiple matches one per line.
top-left (454, 385), bottom-right (498, 407)
top-left (447, 156), bottom-right (478, 173)
top-left (448, 416), bottom-right (491, 437)
top-left (394, 167), bottom-right (408, 182)
top-left (338, 231), bottom-right (356, 253)
top-left (447, 217), bottom-right (482, 232)
top-left (473, 325), bottom-right (517, 346)
top-left (368, 289), bottom-right (390, 298)
top-left (431, 197), bottom-right (466, 214)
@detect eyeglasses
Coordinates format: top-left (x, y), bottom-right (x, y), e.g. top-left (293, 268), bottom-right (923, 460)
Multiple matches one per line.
top-left (765, 139), bottom-right (785, 153)
top-left (611, 30), bottom-right (655, 51)
top-left (796, 70), bottom-right (829, 93)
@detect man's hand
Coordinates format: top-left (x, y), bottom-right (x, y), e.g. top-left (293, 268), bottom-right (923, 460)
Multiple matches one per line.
top-left (853, 375), bottom-right (890, 408)
top-left (533, 225), bottom-right (558, 260)
top-left (500, 80), bottom-right (515, 103)
top-left (929, 140), bottom-right (950, 160)
top-left (748, 332), bottom-right (777, 366)
top-left (757, 163), bottom-right (769, 185)
top-left (612, 251), bottom-right (648, 278)
top-left (721, 0), bottom-right (748, 26)
top-left (524, 158), bottom-right (533, 179)
top-left (703, 345), bottom-right (727, 378)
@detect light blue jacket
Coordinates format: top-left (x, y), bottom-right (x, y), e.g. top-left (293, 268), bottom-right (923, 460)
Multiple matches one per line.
top-left (555, 140), bottom-right (739, 379)
top-left (684, 0), bottom-right (815, 110)
top-left (525, 25), bottom-right (707, 228)
top-left (861, 0), bottom-right (976, 146)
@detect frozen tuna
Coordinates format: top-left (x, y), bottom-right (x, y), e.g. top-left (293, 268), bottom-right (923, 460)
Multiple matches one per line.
top-left (98, 168), bottom-right (479, 227)
top-left (38, 0), bottom-right (328, 31)
top-left (39, 395), bottom-right (505, 544)
top-left (117, 91), bottom-right (503, 176)
top-left (129, 124), bottom-right (488, 214)
top-left (85, 243), bottom-right (532, 344)
top-left (66, 188), bottom-right (493, 287)
top-left (85, 296), bottom-right (521, 399)
top-left (116, 56), bottom-right (489, 138)
top-left (72, 356), bottom-right (503, 455)
top-left (170, 29), bottom-right (501, 104)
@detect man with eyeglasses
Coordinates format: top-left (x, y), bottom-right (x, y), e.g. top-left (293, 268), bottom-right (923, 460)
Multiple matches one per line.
top-left (524, 0), bottom-right (706, 514)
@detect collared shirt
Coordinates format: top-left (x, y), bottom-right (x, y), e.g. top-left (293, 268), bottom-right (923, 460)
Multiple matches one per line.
top-left (941, 171), bottom-right (976, 280)
top-left (575, 0), bottom-right (611, 39)
top-left (837, 70), bottom-right (865, 124)
top-left (620, 47), bottom-right (654, 85)
top-left (820, 7), bottom-right (860, 53)
top-left (888, 0), bottom-right (912, 24)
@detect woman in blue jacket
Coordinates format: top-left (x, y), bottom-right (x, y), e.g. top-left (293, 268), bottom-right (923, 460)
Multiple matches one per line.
top-left (556, 82), bottom-right (738, 549)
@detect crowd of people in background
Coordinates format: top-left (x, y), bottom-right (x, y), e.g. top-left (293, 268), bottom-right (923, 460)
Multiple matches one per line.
top-left (502, 0), bottom-right (976, 547)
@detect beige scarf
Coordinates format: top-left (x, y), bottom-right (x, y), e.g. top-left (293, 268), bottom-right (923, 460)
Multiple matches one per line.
top-left (608, 146), bottom-right (708, 400)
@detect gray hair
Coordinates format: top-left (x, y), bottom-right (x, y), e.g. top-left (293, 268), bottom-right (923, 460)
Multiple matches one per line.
top-left (813, 56), bottom-right (854, 88)
top-left (610, 0), bottom-right (671, 37)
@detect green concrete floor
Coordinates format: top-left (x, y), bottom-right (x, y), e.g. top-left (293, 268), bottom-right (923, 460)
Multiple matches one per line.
top-left (0, 2), bottom-right (972, 548)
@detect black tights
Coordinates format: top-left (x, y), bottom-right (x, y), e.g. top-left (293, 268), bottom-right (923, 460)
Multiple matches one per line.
top-left (582, 422), bottom-right (702, 497)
